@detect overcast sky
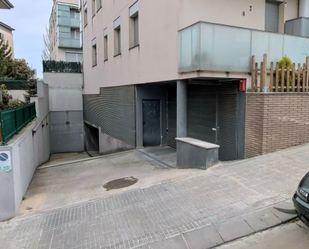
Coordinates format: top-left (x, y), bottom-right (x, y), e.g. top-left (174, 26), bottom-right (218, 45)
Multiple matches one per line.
top-left (1, 0), bottom-right (53, 78)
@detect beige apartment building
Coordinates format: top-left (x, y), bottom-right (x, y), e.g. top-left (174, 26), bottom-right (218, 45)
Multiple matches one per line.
top-left (49, 0), bottom-right (83, 62)
top-left (82, 0), bottom-right (309, 168)
top-left (0, 21), bottom-right (14, 57)
top-left (0, 0), bottom-right (14, 57)
top-left (0, 0), bottom-right (13, 9)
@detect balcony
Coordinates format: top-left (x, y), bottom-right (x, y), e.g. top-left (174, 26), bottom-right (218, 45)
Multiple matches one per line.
top-left (58, 37), bottom-right (81, 49)
top-left (178, 22), bottom-right (309, 73)
top-left (58, 16), bottom-right (80, 28)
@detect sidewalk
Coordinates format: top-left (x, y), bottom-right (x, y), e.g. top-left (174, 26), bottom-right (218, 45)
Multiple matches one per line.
top-left (1, 144), bottom-right (308, 249)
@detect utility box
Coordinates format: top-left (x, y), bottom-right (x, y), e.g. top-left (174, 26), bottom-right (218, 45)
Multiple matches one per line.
top-left (285, 17), bottom-right (309, 38)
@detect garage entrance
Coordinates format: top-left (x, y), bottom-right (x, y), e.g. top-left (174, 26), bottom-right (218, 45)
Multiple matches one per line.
top-left (167, 80), bottom-right (245, 161)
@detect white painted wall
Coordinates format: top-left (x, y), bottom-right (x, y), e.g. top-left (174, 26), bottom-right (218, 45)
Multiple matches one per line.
top-left (0, 81), bottom-right (50, 221)
top-left (8, 90), bottom-right (26, 101)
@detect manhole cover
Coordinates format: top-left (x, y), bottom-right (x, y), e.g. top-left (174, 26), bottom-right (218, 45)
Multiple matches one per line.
top-left (103, 176), bottom-right (138, 190)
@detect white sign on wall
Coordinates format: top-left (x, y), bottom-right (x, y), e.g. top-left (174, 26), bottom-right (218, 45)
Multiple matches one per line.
top-left (0, 151), bottom-right (11, 172)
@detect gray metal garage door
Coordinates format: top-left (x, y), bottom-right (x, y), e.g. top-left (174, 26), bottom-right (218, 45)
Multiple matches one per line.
top-left (167, 85), bottom-right (177, 148)
top-left (265, 1), bottom-right (279, 33)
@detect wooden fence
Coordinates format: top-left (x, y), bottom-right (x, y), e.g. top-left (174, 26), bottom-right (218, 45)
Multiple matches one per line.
top-left (251, 54), bottom-right (309, 92)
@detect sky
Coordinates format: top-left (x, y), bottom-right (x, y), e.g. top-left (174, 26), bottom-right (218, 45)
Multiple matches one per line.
top-left (1, 0), bottom-right (53, 78)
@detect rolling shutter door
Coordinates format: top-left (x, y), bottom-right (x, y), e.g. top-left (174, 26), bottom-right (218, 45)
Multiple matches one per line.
top-left (218, 94), bottom-right (237, 161)
top-left (187, 84), bottom-right (217, 144)
top-left (167, 85), bottom-right (177, 148)
top-left (265, 1), bottom-right (279, 32)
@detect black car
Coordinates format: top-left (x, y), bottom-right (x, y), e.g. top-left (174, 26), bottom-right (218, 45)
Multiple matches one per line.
top-left (293, 172), bottom-right (309, 226)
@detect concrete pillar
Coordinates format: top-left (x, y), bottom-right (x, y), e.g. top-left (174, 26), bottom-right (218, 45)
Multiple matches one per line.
top-left (300, 0), bottom-right (309, 18)
top-left (177, 80), bottom-right (187, 138)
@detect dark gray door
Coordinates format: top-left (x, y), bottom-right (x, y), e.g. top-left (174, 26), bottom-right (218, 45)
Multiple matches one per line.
top-left (187, 84), bottom-right (217, 144)
top-left (143, 100), bottom-right (161, 146)
top-left (265, 1), bottom-right (279, 32)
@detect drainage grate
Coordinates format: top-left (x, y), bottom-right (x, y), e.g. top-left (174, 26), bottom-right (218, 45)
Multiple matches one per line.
top-left (103, 176), bottom-right (138, 190)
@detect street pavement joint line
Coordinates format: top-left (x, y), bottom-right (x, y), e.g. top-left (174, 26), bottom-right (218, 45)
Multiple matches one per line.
top-left (137, 150), bottom-right (175, 169)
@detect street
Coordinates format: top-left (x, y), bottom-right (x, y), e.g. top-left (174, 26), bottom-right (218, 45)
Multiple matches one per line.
top-left (218, 220), bottom-right (309, 249)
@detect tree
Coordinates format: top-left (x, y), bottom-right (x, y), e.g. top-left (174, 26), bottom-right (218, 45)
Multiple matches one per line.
top-left (6, 59), bottom-right (32, 79)
top-left (42, 26), bottom-right (52, 61)
top-left (0, 39), bottom-right (12, 77)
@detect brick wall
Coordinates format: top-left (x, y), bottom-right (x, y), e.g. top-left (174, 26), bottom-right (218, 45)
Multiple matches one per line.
top-left (245, 93), bottom-right (309, 158)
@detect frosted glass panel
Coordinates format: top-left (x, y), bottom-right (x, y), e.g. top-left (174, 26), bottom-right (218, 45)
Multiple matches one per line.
top-left (251, 31), bottom-right (283, 67)
top-left (178, 22), bottom-right (309, 73)
top-left (200, 23), bottom-right (251, 72)
top-left (284, 35), bottom-right (309, 63)
top-left (178, 23), bottom-right (200, 72)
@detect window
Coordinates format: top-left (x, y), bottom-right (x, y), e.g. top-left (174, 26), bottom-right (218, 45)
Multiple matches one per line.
top-left (71, 29), bottom-right (78, 39)
top-left (0, 33), bottom-right (4, 40)
top-left (92, 38), bottom-right (97, 66)
top-left (129, 1), bottom-right (139, 48)
top-left (70, 9), bottom-right (77, 18)
top-left (92, 0), bottom-right (95, 17)
top-left (104, 29), bottom-right (108, 61)
top-left (97, 0), bottom-right (102, 11)
top-left (114, 17), bottom-right (121, 55)
top-left (84, 3), bottom-right (88, 27)
top-left (66, 52), bottom-right (83, 62)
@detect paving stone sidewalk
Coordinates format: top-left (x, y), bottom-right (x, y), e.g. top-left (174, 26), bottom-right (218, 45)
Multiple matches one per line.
top-left (1, 144), bottom-right (309, 249)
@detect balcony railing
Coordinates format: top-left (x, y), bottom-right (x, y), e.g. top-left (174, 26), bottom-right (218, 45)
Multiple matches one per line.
top-left (178, 22), bottom-right (309, 73)
top-left (58, 37), bottom-right (81, 48)
top-left (58, 16), bottom-right (80, 28)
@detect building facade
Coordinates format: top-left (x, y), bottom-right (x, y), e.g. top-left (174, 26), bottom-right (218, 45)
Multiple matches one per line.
top-left (0, 21), bottom-right (14, 57)
top-left (49, 0), bottom-right (83, 62)
top-left (0, 0), bottom-right (13, 9)
top-left (81, 0), bottom-right (309, 166)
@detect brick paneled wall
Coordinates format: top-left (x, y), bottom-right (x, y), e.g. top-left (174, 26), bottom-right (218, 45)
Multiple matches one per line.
top-left (245, 93), bottom-right (309, 158)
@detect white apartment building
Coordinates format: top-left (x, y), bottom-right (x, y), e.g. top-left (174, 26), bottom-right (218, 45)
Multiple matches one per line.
top-left (49, 0), bottom-right (83, 62)
top-left (81, 0), bottom-right (309, 167)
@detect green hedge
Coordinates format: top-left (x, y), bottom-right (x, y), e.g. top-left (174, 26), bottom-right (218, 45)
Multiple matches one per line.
top-left (43, 60), bottom-right (82, 73)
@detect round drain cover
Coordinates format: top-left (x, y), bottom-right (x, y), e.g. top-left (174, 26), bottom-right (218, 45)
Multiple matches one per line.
top-left (103, 176), bottom-right (138, 190)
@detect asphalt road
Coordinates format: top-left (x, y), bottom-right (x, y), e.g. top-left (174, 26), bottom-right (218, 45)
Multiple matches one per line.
top-left (217, 220), bottom-right (309, 249)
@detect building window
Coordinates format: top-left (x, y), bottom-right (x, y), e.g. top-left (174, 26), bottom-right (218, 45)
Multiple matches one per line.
top-left (92, 0), bottom-right (95, 17)
top-left (97, 0), bottom-right (102, 12)
top-left (84, 3), bottom-right (88, 27)
top-left (0, 33), bottom-right (4, 40)
top-left (70, 9), bottom-right (78, 18)
top-left (129, 1), bottom-right (139, 48)
top-left (114, 17), bottom-right (121, 55)
top-left (104, 29), bottom-right (108, 61)
top-left (71, 29), bottom-right (78, 39)
top-left (92, 38), bottom-right (97, 66)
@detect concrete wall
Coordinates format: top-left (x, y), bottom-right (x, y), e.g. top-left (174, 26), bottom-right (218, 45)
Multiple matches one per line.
top-left (245, 93), bottom-right (309, 158)
top-left (0, 81), bottom-right (50, 221)
top-left (81, 0), bottom-right (299, 94)
top-left (136, 84), bottom-right (168, 148)
top-left (8, 90), bottom-right (26, 101)
top-left (43, 72), bottom-right (84, 153)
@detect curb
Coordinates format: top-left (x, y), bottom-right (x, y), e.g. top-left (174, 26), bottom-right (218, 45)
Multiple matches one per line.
top-left (37, 150), bottom-right (133, 170)
top-left (132, 201), bottom-right (297, 249)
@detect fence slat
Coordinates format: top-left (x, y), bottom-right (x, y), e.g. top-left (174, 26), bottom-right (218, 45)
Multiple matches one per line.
top-left (298, 63), bottom-right (301, 92)
top-left (254, 62), bottom-right (258, 91)
top-left (260, 62), bottom-right (264, 92)
top-left (286, 63), bottom-right (290, 92)
top-left (251, 56), bottom-right (255, 90)
top-left (306, 57), bottom-right (309, 92)
top-left (281, 63), bottom-right (285, 92)
top-left (292, 63), bottom-right (295, 92)
top-left (275, 62), bottom-right (279, 92)
top-left (303, 63), bottom-right (306, 92)
top-left (270, 62), bottom-right (274, 92)
top-left (263, 54), bottom-right (267, 92)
